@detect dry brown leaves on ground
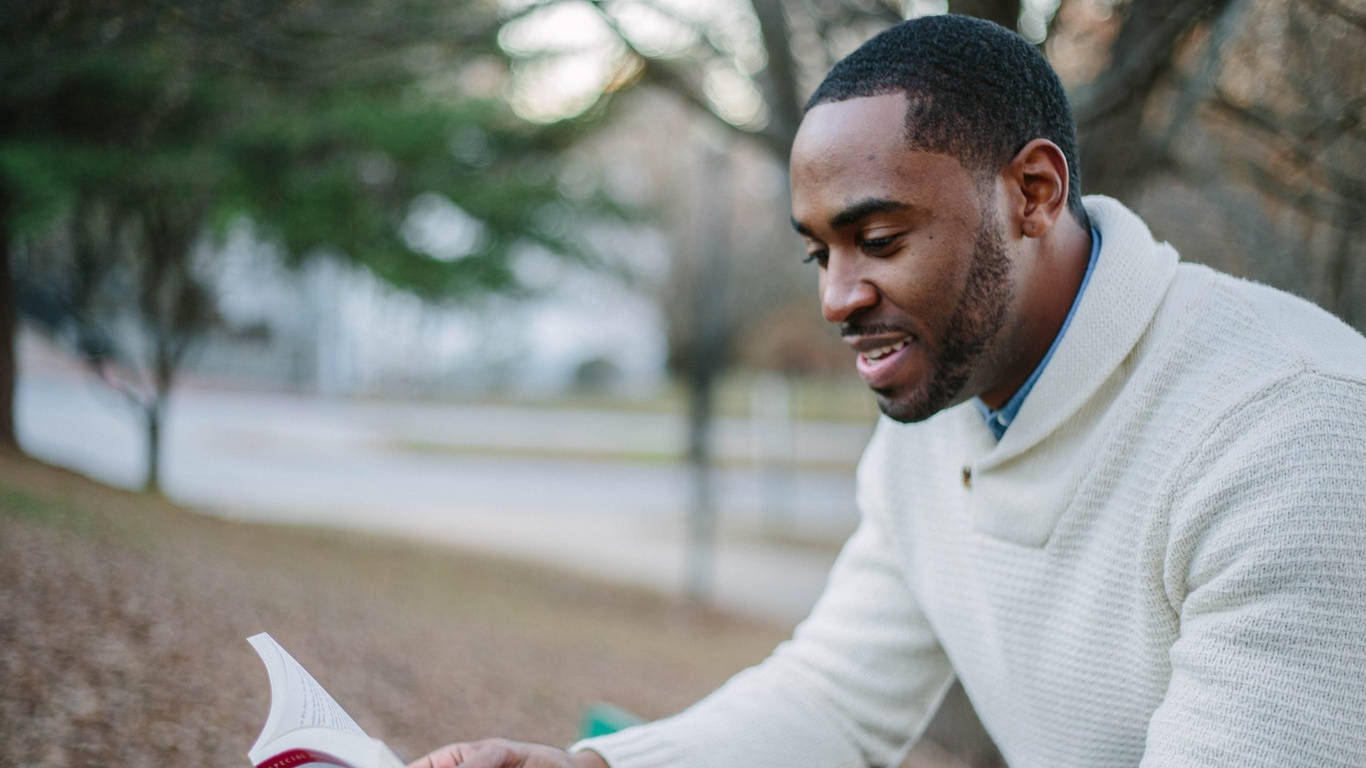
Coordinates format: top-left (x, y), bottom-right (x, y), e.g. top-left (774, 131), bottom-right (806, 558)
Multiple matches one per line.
top-left (0, 452), bottom-right (784, 767)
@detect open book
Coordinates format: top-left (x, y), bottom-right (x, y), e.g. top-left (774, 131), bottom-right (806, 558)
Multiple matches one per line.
top-left (247, 633), bottom-right (405, 768)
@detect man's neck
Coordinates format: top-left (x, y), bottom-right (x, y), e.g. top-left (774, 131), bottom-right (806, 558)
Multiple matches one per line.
top-left (978, 214), bottom-right (1093, 411)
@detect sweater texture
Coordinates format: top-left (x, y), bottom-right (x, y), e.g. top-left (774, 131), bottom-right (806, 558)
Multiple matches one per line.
top-left (574, 197), bottom-right (1366, 767)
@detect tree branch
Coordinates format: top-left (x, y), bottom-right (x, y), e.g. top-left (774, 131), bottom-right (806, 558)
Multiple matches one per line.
top-left (949, 0), bottom-right (1021, 32)
top-left (604, 0), bottom-right (736, 64)
top-left (632, 56), bottom-right (790, 157)
top-left (1155, 0), bottom-right (1250, 156)
top-left (1073, 0), bottom-right (1228, 130)
top-left (85, 355), bottom-right (153, 413)
top-left (1207, 89), bottom-right (1366, 168)
top-left (1302, 0), bottom-right (1366, 31)
top-left (587, 2), bottom-right (792, 158)
top-left (749, 0), bottom-right (803, 154)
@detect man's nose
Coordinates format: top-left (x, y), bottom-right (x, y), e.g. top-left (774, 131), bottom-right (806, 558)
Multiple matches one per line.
top-left (821, 253), bottom-right (879, 323)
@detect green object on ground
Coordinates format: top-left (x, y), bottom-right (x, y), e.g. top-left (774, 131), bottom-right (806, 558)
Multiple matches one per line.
top-left (580, 702), bottom-right (643, 739)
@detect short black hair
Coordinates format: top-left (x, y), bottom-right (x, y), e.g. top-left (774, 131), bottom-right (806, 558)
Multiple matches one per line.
top-left (806, 14), bottom-right (1088, 226)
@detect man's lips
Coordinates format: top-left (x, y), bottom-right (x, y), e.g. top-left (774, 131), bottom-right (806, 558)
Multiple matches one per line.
top-left (846, 331), bottom-right (918, 389)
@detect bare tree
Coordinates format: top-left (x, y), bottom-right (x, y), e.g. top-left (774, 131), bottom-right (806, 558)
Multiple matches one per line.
top-left (0, 0), bottom-right (618, 480)
top-left (1072, 0), bottom-right (1236, 194)
top-left (1063, 0), bottom-right (1365, 330)
top-left (14, 195), bottom-right (216, 492)
top-left (682, 143), bottom-right (733, 603)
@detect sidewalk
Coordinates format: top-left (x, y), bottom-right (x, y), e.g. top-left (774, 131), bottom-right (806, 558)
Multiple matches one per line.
top-left (16, 343), bottom-right (872, 624)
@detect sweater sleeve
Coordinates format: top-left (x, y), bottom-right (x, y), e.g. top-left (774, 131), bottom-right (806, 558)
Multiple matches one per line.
top-left (1140, 373), bottom-right (1366, 766)
top-left (572, 480), bottom-right (955, 768)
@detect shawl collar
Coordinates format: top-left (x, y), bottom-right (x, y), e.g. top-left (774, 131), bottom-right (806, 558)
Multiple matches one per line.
top-left (979, 196), bottom-right (1178, 467)
top-left (962, 196), bottom-right (1179, 546)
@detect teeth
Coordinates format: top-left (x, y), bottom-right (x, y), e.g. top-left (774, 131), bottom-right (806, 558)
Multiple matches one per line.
top-left (864, 339), bottom-right (908, 361)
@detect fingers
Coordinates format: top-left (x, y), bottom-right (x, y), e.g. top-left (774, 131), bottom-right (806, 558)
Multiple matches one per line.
top-left (406, 739), bottom-right (531, 768)
top-left (406, 741), bottom-right (490, 768)
top-left (407, 742), bottom-right (457, 768)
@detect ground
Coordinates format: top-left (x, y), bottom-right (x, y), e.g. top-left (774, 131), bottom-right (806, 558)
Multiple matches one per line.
top-left (0, 451), bottom-right (785, 766)
top-left (0, 449), bottom-right (1000, 768)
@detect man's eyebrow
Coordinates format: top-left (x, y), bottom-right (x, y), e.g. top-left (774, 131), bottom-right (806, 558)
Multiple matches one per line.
top-left (791, 198), bottom-right (916, 237)
top-left (830, 198), bottom-right (913, 230)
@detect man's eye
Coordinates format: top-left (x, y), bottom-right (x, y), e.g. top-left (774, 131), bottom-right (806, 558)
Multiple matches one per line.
top-left (802, 250), bottom-right (828, 267)
top-left (859, 235), bottom-right (897, 254)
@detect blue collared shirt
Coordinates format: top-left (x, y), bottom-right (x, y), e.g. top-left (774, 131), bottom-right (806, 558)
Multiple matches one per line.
top-left (974, 227), bottom-right (1101, 440)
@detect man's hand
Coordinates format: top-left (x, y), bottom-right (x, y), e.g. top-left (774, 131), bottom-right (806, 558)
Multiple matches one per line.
top-left (407, 739), bottom-right (609, 768)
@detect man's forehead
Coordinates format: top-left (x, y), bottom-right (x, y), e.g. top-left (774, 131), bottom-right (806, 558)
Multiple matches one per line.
top-left (790, 95), bottom-right (981, 233)
top-left (792, 93), bottom-right (909, 159)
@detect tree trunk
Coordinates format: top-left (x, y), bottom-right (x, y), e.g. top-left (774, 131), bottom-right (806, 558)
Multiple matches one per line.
top-left (1330, 196), bottom-right (1361, 329)
top-left (683, 143), bottom-right (734, 604)
top-left (0, 186), bottom-right (17, 453)
top-left (143, 399), bottom-right (162, 493)
top-left (750, 0), bottom-right (803, 155)
top-left (950, 0), bottom-right (1021, 32)
top-left (1076, 0), bottom-right (1230, 196)
top-left (685, 363), bottom-right (718, 602)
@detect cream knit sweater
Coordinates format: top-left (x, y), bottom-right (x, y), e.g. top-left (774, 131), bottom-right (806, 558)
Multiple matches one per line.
top-left (575, 197), bottom-right (1366, 767)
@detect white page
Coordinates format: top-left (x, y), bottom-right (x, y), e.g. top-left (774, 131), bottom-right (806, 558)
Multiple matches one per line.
top-left (248, 633), bottom-right (367, 755)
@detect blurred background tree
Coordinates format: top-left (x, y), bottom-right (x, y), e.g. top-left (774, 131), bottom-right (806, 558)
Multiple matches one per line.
top-left (1065, 0), bottom-right (1364, 331)
top-left (0, 0), bottom-right (620, 490)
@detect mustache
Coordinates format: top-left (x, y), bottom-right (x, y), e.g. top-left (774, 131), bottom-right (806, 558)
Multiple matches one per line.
top-left (840, 321), bottom-right (915, 339)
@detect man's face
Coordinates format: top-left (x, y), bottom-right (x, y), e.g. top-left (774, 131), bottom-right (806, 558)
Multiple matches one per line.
top-left (790, 93), bottom-right (1017, 423)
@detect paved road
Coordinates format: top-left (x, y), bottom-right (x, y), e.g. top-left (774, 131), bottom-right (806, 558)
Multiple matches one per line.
top-left (16, 363), bottom-right (875, 624)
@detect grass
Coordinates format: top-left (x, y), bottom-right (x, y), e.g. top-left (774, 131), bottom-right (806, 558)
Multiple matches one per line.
top-left (385, 437), bottom-right (862, 472)
top-left (373, 372), bottom-right (880, 424)
top-left (0, 451), bottom-right (787, 767)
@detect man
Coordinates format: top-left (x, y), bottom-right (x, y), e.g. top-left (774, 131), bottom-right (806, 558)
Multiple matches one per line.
top-left (414, 14), bottom-right (1366, 768)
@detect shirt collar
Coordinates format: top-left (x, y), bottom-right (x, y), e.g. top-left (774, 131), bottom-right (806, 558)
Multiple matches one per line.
top-left (974, 226), bottom-right (1102, 440)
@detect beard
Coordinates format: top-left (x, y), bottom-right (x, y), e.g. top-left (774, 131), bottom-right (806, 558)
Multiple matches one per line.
top-left (874, 214), bottom-right (1013, 423)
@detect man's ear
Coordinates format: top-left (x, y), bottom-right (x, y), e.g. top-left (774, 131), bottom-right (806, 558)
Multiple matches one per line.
top-left (1006, 138), bottom-right (1069, 239)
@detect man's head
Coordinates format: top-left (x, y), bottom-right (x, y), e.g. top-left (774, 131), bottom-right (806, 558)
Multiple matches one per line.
top-left (805, 14), bottom-right (1087, 226)
top-left (790, 15), bottom-right (1088, 423)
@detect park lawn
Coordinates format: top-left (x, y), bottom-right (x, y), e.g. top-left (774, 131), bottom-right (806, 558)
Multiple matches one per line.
top-left (0, 451), bottom-right (786, 767)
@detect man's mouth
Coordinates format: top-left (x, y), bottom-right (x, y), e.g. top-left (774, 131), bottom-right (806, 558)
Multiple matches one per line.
top-left (863, 338), bottom-right (908, 361)
top-left (853, 334), bottom-right (917, 388)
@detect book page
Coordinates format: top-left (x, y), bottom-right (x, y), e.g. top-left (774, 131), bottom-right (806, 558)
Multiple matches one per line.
top-left (248, 633), bottom-right (367, 753)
